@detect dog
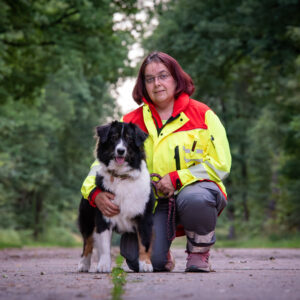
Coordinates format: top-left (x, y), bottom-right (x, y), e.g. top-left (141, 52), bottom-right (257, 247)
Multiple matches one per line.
top-left (78, 121), bottom-right (154, 273)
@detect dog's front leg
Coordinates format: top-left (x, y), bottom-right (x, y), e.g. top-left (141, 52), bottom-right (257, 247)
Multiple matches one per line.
top-left (137, 231), bottom-right (153, 272)
top-left (94, 229), bottom-right (112, 273)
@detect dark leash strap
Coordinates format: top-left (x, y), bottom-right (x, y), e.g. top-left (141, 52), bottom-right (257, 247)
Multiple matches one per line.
top-left (150, 173), bottom-right (176, 241)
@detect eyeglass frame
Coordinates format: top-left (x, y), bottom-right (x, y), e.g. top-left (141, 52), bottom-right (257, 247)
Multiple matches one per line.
top-left (144, 72), bottom-right (171, 84)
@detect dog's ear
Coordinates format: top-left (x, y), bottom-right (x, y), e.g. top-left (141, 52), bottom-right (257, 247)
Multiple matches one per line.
top-left (131, 123), bottom-right (148, 147)
top-left (96, 123), bottom-right (111, 143)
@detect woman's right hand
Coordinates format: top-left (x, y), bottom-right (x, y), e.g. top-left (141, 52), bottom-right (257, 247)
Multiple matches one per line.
top-left (94, 192), bottom-right (120, 217)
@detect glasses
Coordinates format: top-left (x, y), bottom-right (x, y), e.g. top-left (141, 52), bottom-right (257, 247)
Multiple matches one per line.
top-left (144, 73), bottom-right (171, 84)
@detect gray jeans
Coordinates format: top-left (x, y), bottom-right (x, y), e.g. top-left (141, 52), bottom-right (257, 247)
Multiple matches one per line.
top-left (120, 181), bottom-right (227, 272)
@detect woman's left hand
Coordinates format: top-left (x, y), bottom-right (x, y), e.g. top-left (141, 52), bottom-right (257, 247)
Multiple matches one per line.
top-left (156, 174), bottom-right (175, 198)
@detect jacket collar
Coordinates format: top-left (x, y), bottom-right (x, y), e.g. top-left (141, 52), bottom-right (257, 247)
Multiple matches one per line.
top-left (142, 93), bottom-right (190, 128)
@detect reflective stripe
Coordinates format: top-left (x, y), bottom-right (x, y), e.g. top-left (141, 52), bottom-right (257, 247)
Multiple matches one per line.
top-left (188, 160), bottom-right (229, 181)
top-left (186, 239), bottom-right (211, 253)
top-left (184, 158), bottom-right (204, 164)
top-left (185, 230), bottom-right (215, 244)
top-left (204, 161), bottom-right (229, 180)
top-left (88, 164), bottom-right (102, 177)
top-left (183, 146), bottom-right (203, 154)
top-left (188, 163), bottom-right (210, 179)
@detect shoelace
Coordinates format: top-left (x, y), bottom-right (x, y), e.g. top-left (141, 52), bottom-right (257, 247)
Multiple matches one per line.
top-left (187, 251), bottom-right (210, 263)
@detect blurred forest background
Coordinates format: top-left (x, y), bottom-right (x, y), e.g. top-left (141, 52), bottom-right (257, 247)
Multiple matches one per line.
top-left (0, 0), bottom-right (299, 248)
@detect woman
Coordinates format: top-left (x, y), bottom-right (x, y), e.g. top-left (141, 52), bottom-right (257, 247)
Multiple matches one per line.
top-left (81, 51), bottom-right (231, 272)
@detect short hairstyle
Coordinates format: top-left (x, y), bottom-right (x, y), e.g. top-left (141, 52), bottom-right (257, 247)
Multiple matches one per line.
top-left (132, 51), bottom-right (195, 105)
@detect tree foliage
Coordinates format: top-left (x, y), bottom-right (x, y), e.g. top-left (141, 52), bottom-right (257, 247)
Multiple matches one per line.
top-left (144, 0), bottom-right (300, 235)
top-left (0, 0), bottom-right (137, 103)
top-left (0, 0), bottom-right (138, 239)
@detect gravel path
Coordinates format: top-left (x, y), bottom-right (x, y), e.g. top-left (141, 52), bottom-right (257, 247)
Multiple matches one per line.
top-left (0, 247), bottom-right (299, 300)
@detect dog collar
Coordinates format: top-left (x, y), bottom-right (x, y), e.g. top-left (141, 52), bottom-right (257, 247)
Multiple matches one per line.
top-left (107, 169), bottom-right (134, 180)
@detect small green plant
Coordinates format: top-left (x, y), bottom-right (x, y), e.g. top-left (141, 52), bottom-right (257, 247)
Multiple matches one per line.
top-left (111, 255), bottom-right (127, 300)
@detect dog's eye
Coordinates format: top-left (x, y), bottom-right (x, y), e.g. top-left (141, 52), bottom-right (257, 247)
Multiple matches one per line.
top-left (125, 134), bottom-right (133, 141)
top-left (110, 133), bottom-right (119, 140)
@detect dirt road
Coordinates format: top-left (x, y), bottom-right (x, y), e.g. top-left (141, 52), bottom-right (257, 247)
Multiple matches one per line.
top-left (0, 247), bottom-right (299, 300)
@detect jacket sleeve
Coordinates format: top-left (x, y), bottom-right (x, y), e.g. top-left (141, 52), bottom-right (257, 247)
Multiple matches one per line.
top-left (81, 160), bottom-right (101, 201)
top-left (169, 110), bottom-right (231, 191)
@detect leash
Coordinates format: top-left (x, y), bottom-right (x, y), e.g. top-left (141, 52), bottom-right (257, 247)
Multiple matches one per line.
top-left (150, 173), bottom-right (176, 241)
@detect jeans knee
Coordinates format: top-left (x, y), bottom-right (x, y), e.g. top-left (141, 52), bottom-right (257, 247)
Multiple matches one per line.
top-left (177, 188), bottom-right (216, 213)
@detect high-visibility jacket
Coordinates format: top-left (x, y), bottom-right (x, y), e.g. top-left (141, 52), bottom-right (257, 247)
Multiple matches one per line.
top-left (81, 93), bottom-right (231, 206)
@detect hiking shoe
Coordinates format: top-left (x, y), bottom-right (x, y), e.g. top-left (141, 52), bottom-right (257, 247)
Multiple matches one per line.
top-left (165, 250), bottom-right (175, 271)
top-left (185, 251), bottom-right (211, 272)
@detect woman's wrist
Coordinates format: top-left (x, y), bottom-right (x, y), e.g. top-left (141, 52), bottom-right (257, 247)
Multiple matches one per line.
top-left (88, 187), bottom-right (102, 207)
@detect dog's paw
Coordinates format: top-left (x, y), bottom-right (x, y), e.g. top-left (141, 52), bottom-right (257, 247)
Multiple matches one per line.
top-left (139, 260), bottom-right (153, 272)
top-left (97, 255), bottom-right (112, 273)
top-left (78, 256), bottom-right (91, 272)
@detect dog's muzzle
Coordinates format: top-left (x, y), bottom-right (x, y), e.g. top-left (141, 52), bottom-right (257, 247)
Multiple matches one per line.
top-left (115, 143), bottom-right (127, 165)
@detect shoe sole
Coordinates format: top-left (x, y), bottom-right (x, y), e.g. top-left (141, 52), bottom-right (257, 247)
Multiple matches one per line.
top-left (185, 265), bottom-right (210, 272)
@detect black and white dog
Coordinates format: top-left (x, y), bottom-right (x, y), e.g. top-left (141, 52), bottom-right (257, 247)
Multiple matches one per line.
top-left (78, 121), bottom-right (154, 273)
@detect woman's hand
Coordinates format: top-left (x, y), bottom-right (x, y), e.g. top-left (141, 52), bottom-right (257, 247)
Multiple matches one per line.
top-left (94, 192), bottom-right (120, 217)
top-left (156, 174), bottom-right (175, 198)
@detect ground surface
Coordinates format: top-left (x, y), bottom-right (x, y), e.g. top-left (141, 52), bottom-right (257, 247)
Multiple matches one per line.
top-left (0, 247), bottom-right (299, 300)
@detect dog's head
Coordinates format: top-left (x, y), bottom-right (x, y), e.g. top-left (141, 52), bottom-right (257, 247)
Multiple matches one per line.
top-left (95, 121), bottom-right (148, 169)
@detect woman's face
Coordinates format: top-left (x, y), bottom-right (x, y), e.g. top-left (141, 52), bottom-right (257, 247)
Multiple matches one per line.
top-left (144, 62), bottom-right (176, 108)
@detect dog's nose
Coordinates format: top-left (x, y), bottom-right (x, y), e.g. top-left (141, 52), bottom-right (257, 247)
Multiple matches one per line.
top-left (117, 148), bottom-right (125, 156)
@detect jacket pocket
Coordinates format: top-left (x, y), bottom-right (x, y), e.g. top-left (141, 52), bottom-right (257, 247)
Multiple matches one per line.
top-left (181, 132), bottom-right (207, 168)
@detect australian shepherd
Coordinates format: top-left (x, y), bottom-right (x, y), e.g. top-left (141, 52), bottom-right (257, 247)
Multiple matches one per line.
top-left (78, 121), bottom-right (154, 273)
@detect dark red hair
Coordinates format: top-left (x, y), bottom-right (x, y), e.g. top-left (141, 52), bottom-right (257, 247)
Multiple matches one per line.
top-left (132, 51), bottom-right (195, 105)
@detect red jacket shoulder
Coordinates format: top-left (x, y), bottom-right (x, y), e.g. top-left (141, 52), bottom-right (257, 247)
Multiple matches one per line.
top-left (177, 98), bottom-right (211, 131)
top-left (188, 98), bottom-right (211, 115)
top-left (123, 106), bottom-right (148, 133)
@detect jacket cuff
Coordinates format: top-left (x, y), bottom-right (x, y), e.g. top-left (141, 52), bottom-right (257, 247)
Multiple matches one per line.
top-left (169, 171), bottom-right (182, 190)
top-left (88, 187), bottom-right (102, 207)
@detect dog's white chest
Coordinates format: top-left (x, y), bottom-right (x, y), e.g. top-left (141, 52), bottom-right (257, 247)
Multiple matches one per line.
top-left (101, 163), bottom-right (151, 232)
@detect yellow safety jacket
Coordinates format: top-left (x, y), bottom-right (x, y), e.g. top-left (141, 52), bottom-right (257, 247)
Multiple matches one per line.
top-left (81, 93), bottom-right (231, 207)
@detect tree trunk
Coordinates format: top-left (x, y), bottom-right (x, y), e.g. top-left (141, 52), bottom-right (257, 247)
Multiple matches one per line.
top-left (33, 194), bottom-right (43, 240)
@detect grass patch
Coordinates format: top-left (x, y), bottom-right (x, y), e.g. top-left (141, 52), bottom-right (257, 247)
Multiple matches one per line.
top-left (111, 255), bottom-right (127, 300)
top-left (171, 234), bottom-right (300, 249)
top-left (216, 234), bottom-right (300, 248)
top-left (0, 228), bottom-right (81, 249)
top-left (0, 229), bottom-right (23, 249)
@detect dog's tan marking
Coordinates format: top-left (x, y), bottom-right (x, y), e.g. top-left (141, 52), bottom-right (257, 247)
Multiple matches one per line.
top-left (137, 231), bottom-right (152, 264)
top-left (83, 235), bottom-right (94, 257)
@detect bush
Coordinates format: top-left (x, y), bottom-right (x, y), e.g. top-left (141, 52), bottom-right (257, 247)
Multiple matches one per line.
top-left (0, 229), bottom-right (22, 249)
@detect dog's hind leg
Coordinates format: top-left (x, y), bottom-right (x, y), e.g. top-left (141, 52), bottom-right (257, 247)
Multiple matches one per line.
top-left (78, 234), bottom-right (94, 272)
top-left (78, 198), bottom-right (96, 272)
top-left (94, 229), bottom-right (112, 273)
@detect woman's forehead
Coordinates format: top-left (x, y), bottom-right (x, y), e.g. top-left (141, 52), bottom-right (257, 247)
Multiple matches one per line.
top-left (145, 62), bottom-right (168, 75)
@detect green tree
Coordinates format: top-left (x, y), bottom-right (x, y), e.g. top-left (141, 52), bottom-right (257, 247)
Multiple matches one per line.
top-left (144, 0), bottom-right (300, 235)
top-left (0, 0), bottom-right (138, 240)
